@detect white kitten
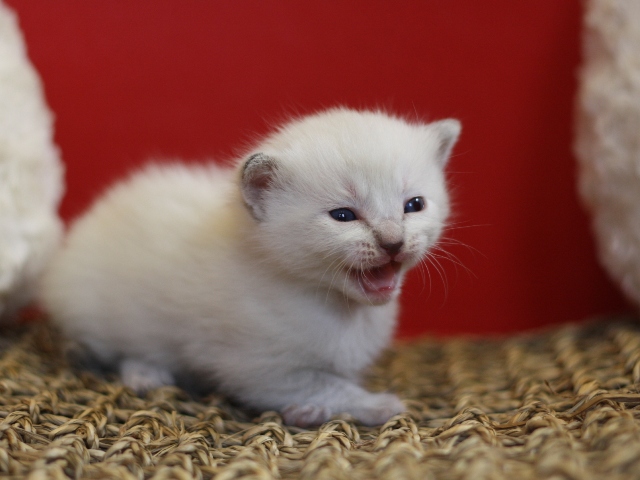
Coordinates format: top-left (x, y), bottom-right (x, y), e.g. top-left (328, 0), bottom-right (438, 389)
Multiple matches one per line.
top-left (40, 108), bottom-right (460, 427)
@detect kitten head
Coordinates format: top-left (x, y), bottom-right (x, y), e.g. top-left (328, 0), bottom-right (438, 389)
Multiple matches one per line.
top-left (240, 108), bottom-right (460, 305)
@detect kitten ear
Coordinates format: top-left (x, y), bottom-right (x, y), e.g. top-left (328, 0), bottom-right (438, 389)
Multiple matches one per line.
top-left (427, 119), bottom-right (461, 167)
top-left (241, 153), bottom-right (279, 221)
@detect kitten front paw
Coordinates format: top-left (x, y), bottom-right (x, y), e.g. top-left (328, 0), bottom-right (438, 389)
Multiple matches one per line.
top-left (281, 404), bottom-right (332, 427)
top-left (281, 393), bottom-right (404, 427)
top-left (351, 392), bottom-right (405, 426)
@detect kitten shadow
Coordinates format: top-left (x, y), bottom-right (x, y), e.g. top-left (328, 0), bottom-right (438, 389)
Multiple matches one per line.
top-left (62, 336), bottom-right (256, 414)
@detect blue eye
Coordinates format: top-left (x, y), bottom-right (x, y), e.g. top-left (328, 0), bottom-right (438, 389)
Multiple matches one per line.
top-left (404, 197), bottom-right (425, 213)
top-left (330, 208), bottom-right (357, 222)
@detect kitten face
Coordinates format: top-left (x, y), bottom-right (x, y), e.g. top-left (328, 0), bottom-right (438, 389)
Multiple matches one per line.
top-left (242, 109), bottom-right (459, 305)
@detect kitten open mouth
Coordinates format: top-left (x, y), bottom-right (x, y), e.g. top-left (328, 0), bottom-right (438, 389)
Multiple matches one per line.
top-left (353, 262), bottom-right (402, 299)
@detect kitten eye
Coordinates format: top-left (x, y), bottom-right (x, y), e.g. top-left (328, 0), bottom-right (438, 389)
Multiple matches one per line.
top-left (404, 197), bottom-right (425, 213)
top-left (330, 208), bottom-right (358, 222)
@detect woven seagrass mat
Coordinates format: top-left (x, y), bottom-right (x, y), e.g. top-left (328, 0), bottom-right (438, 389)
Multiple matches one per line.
top-left (1, 318), bottom-right (640, 479)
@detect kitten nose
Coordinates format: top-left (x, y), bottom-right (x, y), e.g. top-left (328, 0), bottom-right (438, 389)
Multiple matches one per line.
top-left (381, 241), bottom-right (404, 256)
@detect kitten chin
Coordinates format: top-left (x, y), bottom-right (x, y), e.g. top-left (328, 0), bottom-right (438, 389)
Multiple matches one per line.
top-left (40, 107), bottom-right (460, 427)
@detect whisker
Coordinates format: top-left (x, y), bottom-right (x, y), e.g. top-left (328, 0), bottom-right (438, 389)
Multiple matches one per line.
top-left (429, 247), bottom-right (477, 279)
top-left (341, 264), bottom-right (355, 313)
top-left (424, 253), bottom-right (448, 299)
top-left (416, 258), bottom-right (433, 300)
top-left (443, 221), bottom-right (490, 231)
top-left (326, 258), bottom-right (349, 305)
top-left (313, 242), bottom-right (355, 299)
top-left (316, 249), bottom-right (346, 296)
top-left (436, 237), bottom-right (486, 258)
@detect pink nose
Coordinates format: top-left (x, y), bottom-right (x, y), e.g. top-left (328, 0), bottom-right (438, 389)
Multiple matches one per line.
top-left (381, 241), bottom-right (404, 256)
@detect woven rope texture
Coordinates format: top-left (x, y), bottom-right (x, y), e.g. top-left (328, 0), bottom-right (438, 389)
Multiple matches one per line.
top-left (1, 319), bottom-right (640, 479)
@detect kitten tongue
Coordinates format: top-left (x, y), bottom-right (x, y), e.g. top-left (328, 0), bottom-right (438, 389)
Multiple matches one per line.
top-left (361, 262), bottom-right (401, 294)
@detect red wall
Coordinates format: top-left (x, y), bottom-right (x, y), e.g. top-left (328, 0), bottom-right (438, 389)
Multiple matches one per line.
top-left (6, 1), bottom-right (631, 336)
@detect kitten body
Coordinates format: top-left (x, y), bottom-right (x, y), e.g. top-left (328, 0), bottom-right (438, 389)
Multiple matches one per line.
top-left (41, 108), bottom-right (460, 426)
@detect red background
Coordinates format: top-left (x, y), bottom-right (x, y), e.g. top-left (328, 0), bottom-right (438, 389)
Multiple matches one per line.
top-left (6, 1), bottom-right (631, 337)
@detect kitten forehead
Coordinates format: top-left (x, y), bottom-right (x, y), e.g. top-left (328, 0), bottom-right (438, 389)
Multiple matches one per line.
top-left (263, 108), bottom-right (428, 158)
top-left (261, 109), bottom-right (438, 179)
top-left (256, 108), bottom-right (447, 206)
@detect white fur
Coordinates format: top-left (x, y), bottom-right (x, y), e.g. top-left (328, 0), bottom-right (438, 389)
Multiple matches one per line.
top-left (40, 108), bottom-right (459, 426)
top-left (0, 2), bottom-right (64, 322)
top-left (576, 0), bottom-right (640, 308)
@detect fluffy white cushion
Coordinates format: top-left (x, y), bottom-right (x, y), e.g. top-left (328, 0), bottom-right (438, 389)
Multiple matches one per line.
top-left (0, 2), bottom-right (64, 322)
top-left (576, 0), bottom-right (640, 307)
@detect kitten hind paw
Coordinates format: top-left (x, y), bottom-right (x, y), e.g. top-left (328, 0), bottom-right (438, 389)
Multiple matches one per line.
top-left (281, 404), bottom-right (332, 427)
top-left (352, 392), bottom-right (405, 426)
top-left (119, 359), bottom-right (175, 395)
